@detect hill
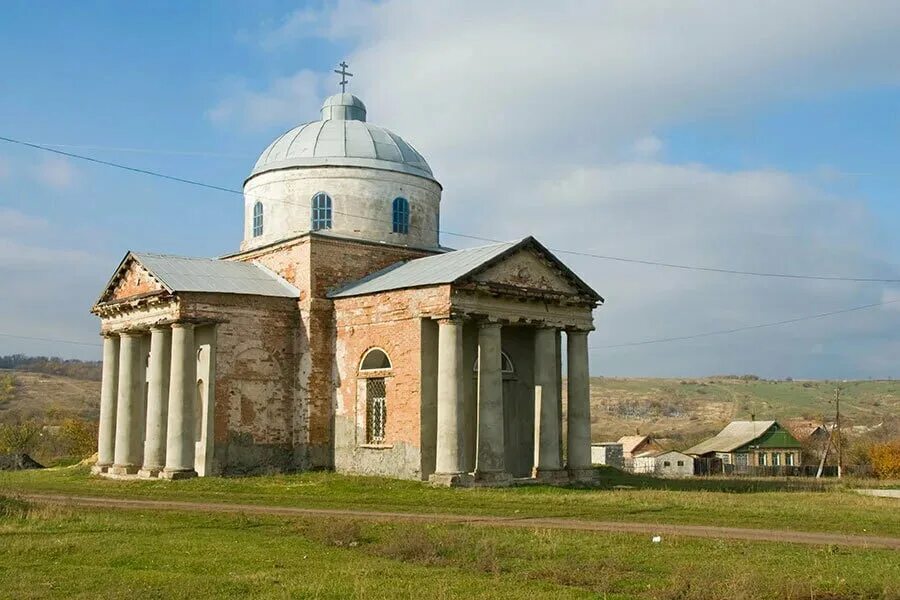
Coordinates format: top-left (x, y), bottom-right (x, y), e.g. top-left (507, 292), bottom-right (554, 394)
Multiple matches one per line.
top-left (589, 376), bottom-right (900, 445)
top-left (1, 367), bottom-right (897, 448)
top-left (0, 369), bottom-right (100, 423)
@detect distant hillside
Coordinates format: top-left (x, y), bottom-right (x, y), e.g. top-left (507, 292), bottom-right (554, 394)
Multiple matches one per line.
top-left (0, 355), bottom-right (102, 381)
top-left (589, 377), bottom-right (900, 445)
top-left (1, 364), bottom-right (897, 447)
top-left (0, 370), bottom-right (100, 423)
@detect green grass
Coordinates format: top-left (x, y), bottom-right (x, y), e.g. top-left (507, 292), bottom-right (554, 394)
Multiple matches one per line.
top-left (1, 496), bottom-right (897, 600)
top-left (2, 466), bottom-right (899, 537)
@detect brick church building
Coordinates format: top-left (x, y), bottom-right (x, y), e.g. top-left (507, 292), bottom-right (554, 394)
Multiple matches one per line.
top-left (91, 83), bottom-right (603, 486)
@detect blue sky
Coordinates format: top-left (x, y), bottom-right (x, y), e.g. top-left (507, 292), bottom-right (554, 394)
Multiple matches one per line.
top-left (1, 1), bottom-right (899, 378)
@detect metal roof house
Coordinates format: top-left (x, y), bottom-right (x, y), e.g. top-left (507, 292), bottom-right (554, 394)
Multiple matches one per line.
top-left (685, 420), bottom-right (802, 469)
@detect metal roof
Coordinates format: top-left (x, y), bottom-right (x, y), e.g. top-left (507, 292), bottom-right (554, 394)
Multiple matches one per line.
top-left (328, 240), bottom-right (517, 298)
top-left (131, 253), bottom-right (299, 298)
top-left (684, 421), bottom-right (777, 455)
top-left (251, 93), bottom-right (434, 181)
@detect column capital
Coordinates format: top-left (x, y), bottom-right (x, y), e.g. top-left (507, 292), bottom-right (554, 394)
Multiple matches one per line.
top-left (170, 321), bottom-right (196, 331)
top-left (150, 323), bottom-right (172, 332)
top-left (435, 316), bottom-right (465, 326)
top-left (478, 320), bottom-right (503, 331)
top-left (565, 328), bottom-right (590, 336)
top-left (118, 330), bottom-right (145, 339)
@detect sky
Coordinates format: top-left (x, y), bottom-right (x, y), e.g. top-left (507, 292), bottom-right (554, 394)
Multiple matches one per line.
top-left (0, 0), bottom-right (899, 379)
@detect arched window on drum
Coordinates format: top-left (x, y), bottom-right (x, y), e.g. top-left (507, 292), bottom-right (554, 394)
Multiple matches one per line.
top-left (392, 197), bottom-right (409, 234)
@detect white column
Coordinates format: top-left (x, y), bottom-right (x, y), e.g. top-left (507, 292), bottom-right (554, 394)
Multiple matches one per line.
top-left (566, 330), bottom-right (595, 481)
top-left (111, 332), bottom-right (144, 475)
top-left (533, 326), bottom-right (563, 479)
top-left (162, 323), bottom-right (198, 479)
top-left (139, 325), bottom-right (172, 478)
top-left (474, 322), bottom-right (509, 483)
top-left (93, 334), bottom-right (119, 473)
top-left (431, 318), bottom-right (466, 483)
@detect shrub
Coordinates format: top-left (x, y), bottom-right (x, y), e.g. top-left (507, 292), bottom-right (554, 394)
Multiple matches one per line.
top-left (868, 440), bottom-right (900, 479)
top-left (0, 420), bottom-right (41, 454)
top-left (56, 418), bottom-right (97, 459)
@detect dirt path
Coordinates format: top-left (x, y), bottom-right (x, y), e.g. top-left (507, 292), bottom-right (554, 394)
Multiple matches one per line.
top-left (20, 493), bottom-right (900, 550)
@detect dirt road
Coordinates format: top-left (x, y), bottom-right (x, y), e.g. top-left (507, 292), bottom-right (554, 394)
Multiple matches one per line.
top-left (21, 493), bottom-right (900, 550)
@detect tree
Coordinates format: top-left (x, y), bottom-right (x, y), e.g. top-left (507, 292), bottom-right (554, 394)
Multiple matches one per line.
top-left (868, 440), bottom-right (900, 479)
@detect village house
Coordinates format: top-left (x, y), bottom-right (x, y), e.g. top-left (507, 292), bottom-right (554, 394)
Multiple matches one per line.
top-left (617, 434), bottom-right (668, 471)
top-left (89, 79), bottom-right (604, 486)
top-left (685, 420), bottom-right (802, 469)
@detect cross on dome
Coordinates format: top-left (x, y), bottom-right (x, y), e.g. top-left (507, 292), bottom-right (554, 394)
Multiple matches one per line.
top-left (334, 61), bottom-right (353, 92)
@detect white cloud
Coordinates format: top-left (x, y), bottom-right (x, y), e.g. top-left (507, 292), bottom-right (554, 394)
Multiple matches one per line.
top-left (220, 0), bottom-right (900, 377)
top-left (207, 70), bottom-right (324, 132)
top-left (630, 136), bottom-right (664, 161)
top-left (33, 157), bottom-right (78, 189)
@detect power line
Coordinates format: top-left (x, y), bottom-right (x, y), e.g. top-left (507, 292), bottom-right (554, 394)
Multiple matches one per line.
top-left (590, 298), bottom-right (900, 350)
top-left (3, 134), bottom-right (899, 284)
top-left (0, 332), bottom-right (101, 348)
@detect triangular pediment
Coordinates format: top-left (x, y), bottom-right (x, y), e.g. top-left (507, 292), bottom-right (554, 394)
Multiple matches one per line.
top-left (470, 247), bottom-right (579, 294)
top-left (462, 238), bottom-right (602, 302)
top-left (96, 253), bottom-right (167, 305)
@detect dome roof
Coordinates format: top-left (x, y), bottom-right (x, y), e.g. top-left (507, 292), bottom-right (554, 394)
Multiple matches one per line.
top-left (250, 93), bottom-right (434, 182)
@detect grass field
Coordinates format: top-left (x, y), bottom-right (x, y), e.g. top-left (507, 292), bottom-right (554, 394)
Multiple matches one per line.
top-left (2, 466), bottom-right (899, 537)
top-left (1, 488), bottom-right (898, 599)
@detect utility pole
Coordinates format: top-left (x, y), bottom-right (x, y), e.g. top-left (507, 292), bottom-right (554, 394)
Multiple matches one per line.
top-left (834, 386), bottom-right (843, 478)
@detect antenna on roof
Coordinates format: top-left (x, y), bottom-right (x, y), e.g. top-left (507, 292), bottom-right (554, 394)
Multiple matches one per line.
top-left (334, 61), bottom-right (353, 93)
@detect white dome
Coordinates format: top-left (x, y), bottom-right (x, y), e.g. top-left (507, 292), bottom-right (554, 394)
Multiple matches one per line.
top-left (250, 93), bottom-right (434, 182)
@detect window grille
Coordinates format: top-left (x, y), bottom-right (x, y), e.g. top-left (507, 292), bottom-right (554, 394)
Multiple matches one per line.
top-left (392, 197), bottom-right (410, 234)
top-left (677, 460), bottom-right (684, 467)
top-left (311, 192), bottom-right (333, 231)
top-left (366, 378), bottom-right (387, 444)
top-left (252, 202), bottom-right (264, 237)
top-left (786, 453), bottom-right (795, 466)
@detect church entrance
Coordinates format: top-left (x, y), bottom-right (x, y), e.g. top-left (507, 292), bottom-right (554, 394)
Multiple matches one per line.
top-left (502, 377), bottom-right (534, 478)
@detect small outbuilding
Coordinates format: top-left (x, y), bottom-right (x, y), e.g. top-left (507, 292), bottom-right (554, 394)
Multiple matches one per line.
top-left (653, 451), bottom-right (694, 477)
top-left (591, 443), bottom-right (624, 469)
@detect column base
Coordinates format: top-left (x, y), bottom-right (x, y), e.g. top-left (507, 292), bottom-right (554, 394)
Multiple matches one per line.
top-left (137, 467), bottom-right (163, 479)
top-left (428, 472), bottom-right (474, 487)
top-left (108, 464), bottom-right (140, 476)
top-left (531, 467), bottom-right (569, 483)
top-left (567, 467), bottom-right (600, 483)
top-left (472, 471), bottom-right (513, 487)
top-left (90, 464), bottom-right (111, 475)
top-left (160, 469), bottom-right (197, 480)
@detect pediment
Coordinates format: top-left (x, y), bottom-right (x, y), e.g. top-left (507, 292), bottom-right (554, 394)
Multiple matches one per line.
top-left (97, 254), bottom-right (167, 305)
top-left (469, 247), bottom-right (581, 295)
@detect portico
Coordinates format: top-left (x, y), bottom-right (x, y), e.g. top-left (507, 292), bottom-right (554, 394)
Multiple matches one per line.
top-left (92, 320), bottom-right (215, 480)
top-left (331, 236), bottom-right (603, 486)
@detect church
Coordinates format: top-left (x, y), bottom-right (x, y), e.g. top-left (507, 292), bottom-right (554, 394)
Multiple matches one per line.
top-left (90, 67), bottom-right (603, 486)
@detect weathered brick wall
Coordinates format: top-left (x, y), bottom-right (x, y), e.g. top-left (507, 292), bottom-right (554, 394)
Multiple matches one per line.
top-left (333, 285), bottom-right (451, 478)
top-left (179, 293), bottom-right (300, 474)
top-left (108, 259), bottom-right (165, 302)
top-left (225, 233), bottom-right (440, 469)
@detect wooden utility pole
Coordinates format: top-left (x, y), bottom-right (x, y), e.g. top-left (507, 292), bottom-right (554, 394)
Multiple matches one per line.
top-left (834, 387), bottom-right (843, 479)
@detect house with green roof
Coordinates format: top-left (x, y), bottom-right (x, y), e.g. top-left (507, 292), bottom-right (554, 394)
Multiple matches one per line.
top-left (685, 420), bottom-right (803, 468)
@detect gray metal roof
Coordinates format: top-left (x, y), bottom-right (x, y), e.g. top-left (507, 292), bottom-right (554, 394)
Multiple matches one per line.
top-left (132, 253), bottom-right (299, 298)
top-left (684, 421), bottom-right (777, 455)
top-left (328, 240), bottom-right (517, 298)
top-left (251, 93), bottom-right (434, 181)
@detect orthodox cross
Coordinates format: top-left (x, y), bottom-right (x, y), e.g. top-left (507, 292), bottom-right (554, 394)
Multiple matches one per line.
top-left (334, 61), bottom-right (353, 93)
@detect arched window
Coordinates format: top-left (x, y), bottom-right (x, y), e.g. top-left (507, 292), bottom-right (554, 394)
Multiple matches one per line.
top-left (360, 348), bottom-right (392, 371)
top-left (252, 202), bottom-right (264, 237)
top-left (311, 192), bottom-right (332, 231)
top-left (473, 351), bottom-right (515, 374)
top-left (392, 197), bottom-right (410, 234)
